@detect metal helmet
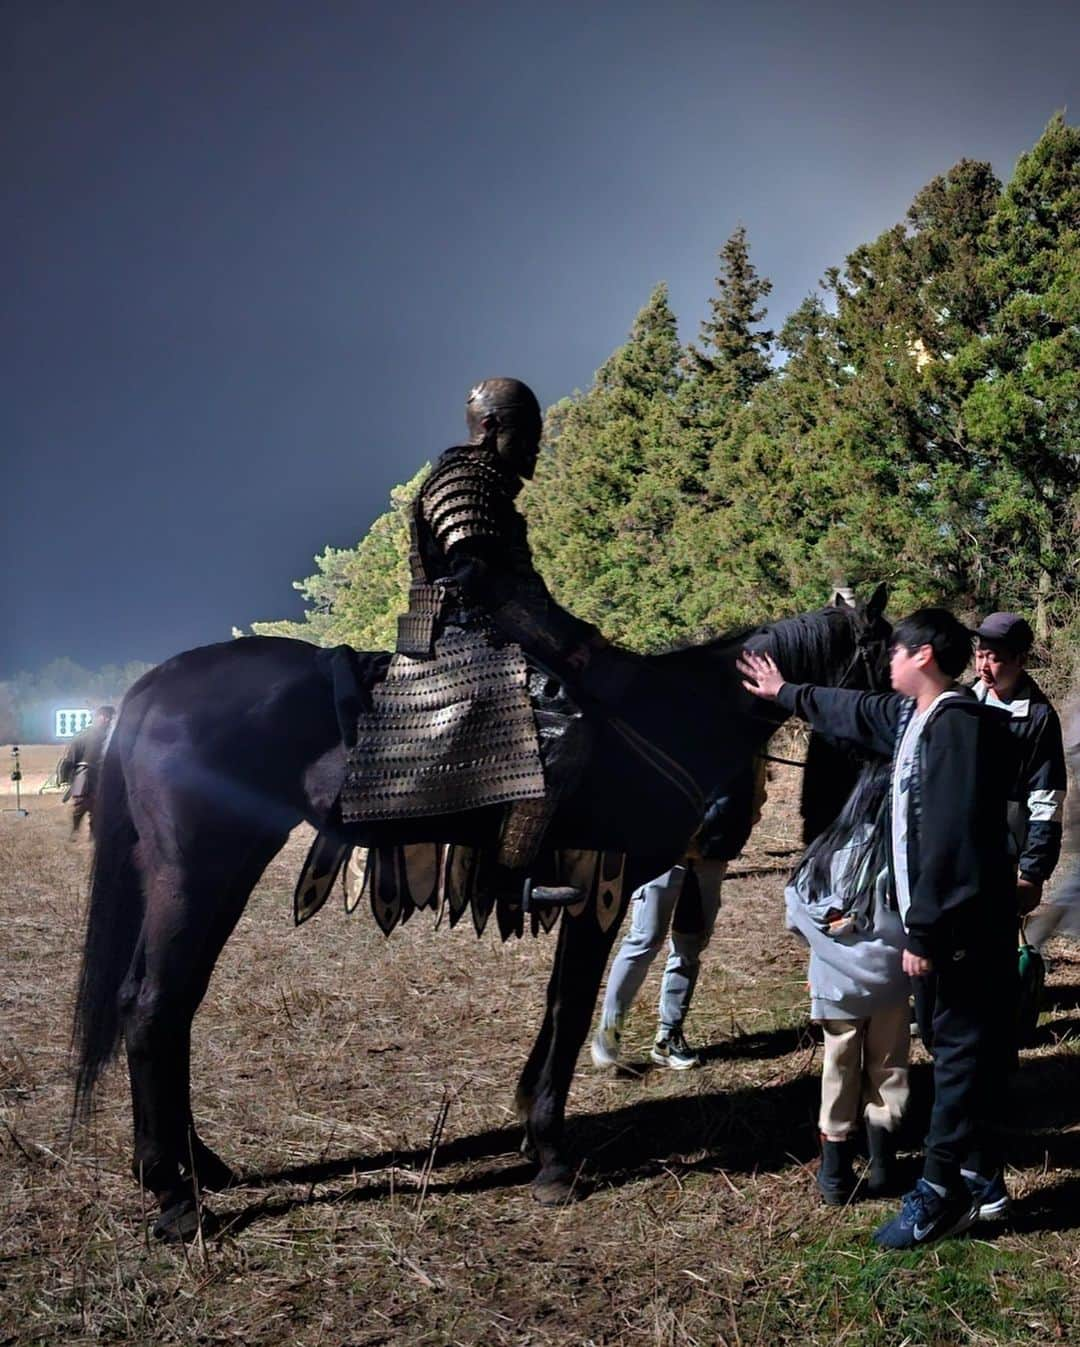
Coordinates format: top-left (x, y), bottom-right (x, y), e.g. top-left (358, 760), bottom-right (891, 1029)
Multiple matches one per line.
top-left (465, 378), bottom-right (543, 478)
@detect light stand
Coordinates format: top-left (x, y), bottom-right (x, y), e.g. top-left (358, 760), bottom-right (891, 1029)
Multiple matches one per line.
top-left (5, 746), bottom-right (29, 818)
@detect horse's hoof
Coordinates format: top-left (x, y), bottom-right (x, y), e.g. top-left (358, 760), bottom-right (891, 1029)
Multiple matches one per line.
top-left (531, 1165), bottom-right (583, 1206)
top-left (184, 1145), bottom-right (238, 1192)
top-left (152, 1198), bottom-right (216, 1243)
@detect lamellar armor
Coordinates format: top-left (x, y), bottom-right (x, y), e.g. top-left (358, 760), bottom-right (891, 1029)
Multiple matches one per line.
top-left (398, 445), bottom-right (596, 664)
top-left (341, 444), bottom-right (596, 844)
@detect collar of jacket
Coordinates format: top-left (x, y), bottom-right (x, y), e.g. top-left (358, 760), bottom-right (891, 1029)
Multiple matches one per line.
top-left (973, 677), bottom-right (1032, 720)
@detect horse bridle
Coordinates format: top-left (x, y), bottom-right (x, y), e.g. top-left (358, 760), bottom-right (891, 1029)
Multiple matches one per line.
top-left (835, 631), bottom-right (887, 693)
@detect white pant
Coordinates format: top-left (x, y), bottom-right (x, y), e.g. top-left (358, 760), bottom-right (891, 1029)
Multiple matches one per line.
top-left (818, 1002), bottom-right (911, 1138)
top-left (600, 861), bottom-right (726, 1034)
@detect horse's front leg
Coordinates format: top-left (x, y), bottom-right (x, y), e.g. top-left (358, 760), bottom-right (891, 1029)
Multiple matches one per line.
top-left (514, 1009), bottom-right (552, 1160)
top-left (514, 912), bottom-right (564, 1129)
top-left (524, 903), bottom-right (627, 1203)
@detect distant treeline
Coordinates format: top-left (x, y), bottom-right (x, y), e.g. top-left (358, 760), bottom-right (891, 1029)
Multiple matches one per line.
top-left (1, 659), bottom-right (154, 743)
top-left (245, 116), bottom-right (1079, 679)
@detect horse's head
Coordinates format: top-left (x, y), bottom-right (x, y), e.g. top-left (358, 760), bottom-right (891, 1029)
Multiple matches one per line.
top-left (797, 583), bottom-right (891, 843)
top-left (831, 581), bottom-right (892, 693)
top-left (738, 582), bottom-right (892, 696)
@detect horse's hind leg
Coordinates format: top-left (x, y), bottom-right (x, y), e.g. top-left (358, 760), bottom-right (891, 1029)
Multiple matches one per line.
top-left (523, 905), bottom-right (628, 1203)
top-left (122, 831), bottom-right (288, 1241)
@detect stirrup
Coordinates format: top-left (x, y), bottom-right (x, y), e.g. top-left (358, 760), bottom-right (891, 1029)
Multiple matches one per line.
top-left (521, 878), bottom-right (584, 912)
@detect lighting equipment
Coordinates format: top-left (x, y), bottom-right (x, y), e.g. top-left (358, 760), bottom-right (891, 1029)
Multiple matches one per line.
top-left (4, 746), bottom-right (28, 818)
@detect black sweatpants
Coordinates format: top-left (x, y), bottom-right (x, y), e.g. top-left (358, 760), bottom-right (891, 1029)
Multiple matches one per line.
top-left (913, 945), bottom-right (1017, 1190)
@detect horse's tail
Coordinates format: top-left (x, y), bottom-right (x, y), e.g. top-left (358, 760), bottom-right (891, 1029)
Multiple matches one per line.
top-left (71, 716), bottom-right (143, 1121)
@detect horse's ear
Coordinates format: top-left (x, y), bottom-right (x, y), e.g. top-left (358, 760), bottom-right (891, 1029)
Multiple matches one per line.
top-left (830, 588), bottom-right (854, 609)
top-left (865, 583), bottom-right (888, 621)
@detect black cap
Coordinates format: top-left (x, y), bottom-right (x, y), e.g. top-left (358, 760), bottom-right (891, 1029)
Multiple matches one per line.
top-left (973, 612), bottom-right (1034, 654)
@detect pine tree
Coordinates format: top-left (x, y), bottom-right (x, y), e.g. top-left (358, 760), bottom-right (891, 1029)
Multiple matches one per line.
top-left (953, 115), bottom-right (1079, 637)
top-left (668, 228), bottom-right (779, 633)
top-left (528, 284), bottom-right (693, 649)
top-left (686, 225), bottom-right (774, 402)
top-left (245, 120), bottom-right (1079, 666)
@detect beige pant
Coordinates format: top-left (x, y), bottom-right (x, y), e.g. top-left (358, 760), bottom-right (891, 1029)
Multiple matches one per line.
top-left (818, 1001), bottom-right (910, 1140)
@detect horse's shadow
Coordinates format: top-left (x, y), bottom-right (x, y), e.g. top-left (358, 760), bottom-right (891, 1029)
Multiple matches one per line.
top-left (219, 1071), bottom-right (823, 1238)
top-left (702, 1024), bottom-right (815, 1062)
top-left (216, 1042), bottom-right (1080, 1239)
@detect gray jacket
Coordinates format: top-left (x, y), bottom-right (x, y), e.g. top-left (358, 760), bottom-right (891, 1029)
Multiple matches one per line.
top-left (785, 828), bottom-right (909, 1020)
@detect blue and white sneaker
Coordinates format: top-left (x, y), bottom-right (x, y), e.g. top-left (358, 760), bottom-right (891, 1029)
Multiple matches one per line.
top-left (873, 1179), bottom-right (978, 1249)
top-left (964, 1170), bottom-right (1011, 1222)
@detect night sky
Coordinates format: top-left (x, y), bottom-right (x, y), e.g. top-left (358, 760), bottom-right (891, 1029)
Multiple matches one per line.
top-left (5, 1), bottom-right (1077, 675)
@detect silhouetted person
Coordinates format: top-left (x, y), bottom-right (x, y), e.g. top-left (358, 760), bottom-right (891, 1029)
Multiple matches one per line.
top-left (59, 705), bottom-right (114, 831)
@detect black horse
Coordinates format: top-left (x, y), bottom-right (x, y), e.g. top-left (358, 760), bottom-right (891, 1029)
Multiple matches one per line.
top-left (73, 587), bottom-right (890, 1240)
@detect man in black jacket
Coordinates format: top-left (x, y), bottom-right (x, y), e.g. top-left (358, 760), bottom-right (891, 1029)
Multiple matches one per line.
top-left (738, 609), bottom-right (1018, 1250)
top-left (972, 612), bottom-right (1067, 913)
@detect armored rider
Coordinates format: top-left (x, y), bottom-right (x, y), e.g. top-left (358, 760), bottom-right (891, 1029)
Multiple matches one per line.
top-left (348, 378), bottom-right (612, 904)
top-left (399, 378), bottom-right (605, 681)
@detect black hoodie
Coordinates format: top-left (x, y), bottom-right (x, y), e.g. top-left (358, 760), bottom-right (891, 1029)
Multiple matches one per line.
top-left (775, 683), bottom-right (1018, 960)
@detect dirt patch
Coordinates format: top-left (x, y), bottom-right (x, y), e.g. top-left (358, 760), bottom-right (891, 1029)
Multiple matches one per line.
top-left (1, 778), bottom-right (1077, 1345)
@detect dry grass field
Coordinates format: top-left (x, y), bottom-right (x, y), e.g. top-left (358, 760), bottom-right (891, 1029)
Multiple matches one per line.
top-left (1, 759), bottom-right (1078, 1346)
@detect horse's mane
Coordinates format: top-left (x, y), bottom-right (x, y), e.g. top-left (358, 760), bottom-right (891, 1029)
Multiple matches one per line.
top-left (652, 605), bottom-right (856, 686)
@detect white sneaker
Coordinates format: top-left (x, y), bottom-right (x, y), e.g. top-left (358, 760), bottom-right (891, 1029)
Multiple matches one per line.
top-left (590, 1017), bottom-right (624, 1068)
top-left (650, 1028), bottom-right (700, 1070)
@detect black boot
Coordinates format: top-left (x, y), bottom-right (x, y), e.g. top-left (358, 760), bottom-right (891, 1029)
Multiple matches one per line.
top-left (816, 1134), bottom-right (855, 1205)
top-left (865, 1124), bottom-right (897, 1197)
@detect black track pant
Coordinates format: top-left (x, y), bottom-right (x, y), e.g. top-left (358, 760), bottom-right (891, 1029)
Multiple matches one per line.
top-left (913, 944), bottom-right (1017, 1190)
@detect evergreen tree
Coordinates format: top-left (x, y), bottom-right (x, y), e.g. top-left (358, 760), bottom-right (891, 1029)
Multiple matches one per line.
top-left (951, 115), bottom-right (1079, 637)
top-left (668, 228), bottom-right (779, 633)
top-left (247, 119), bottom-right (1078, 666)
top-left (686, 224), bottom-right (774, 401)
top-left (527, 284), bottom-right (694, 649)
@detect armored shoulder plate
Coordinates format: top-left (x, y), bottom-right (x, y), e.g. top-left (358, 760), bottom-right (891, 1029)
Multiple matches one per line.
top-left (421, 449), bottom-right (517, 552)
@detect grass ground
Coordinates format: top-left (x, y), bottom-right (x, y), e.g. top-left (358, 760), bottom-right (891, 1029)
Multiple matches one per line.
top-left (1, 762), bottom-right (1077, 1346)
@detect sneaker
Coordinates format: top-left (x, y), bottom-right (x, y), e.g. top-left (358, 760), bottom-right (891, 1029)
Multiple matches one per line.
top-left (650, 1028), bottom-right (700, 1070)
top-left (964, 1170), bottom-right (1011, 1222)
top-left (872, 1179), bottom-right (978, 1250)
top-left (590, 1017), bottom-right (624, 1069)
